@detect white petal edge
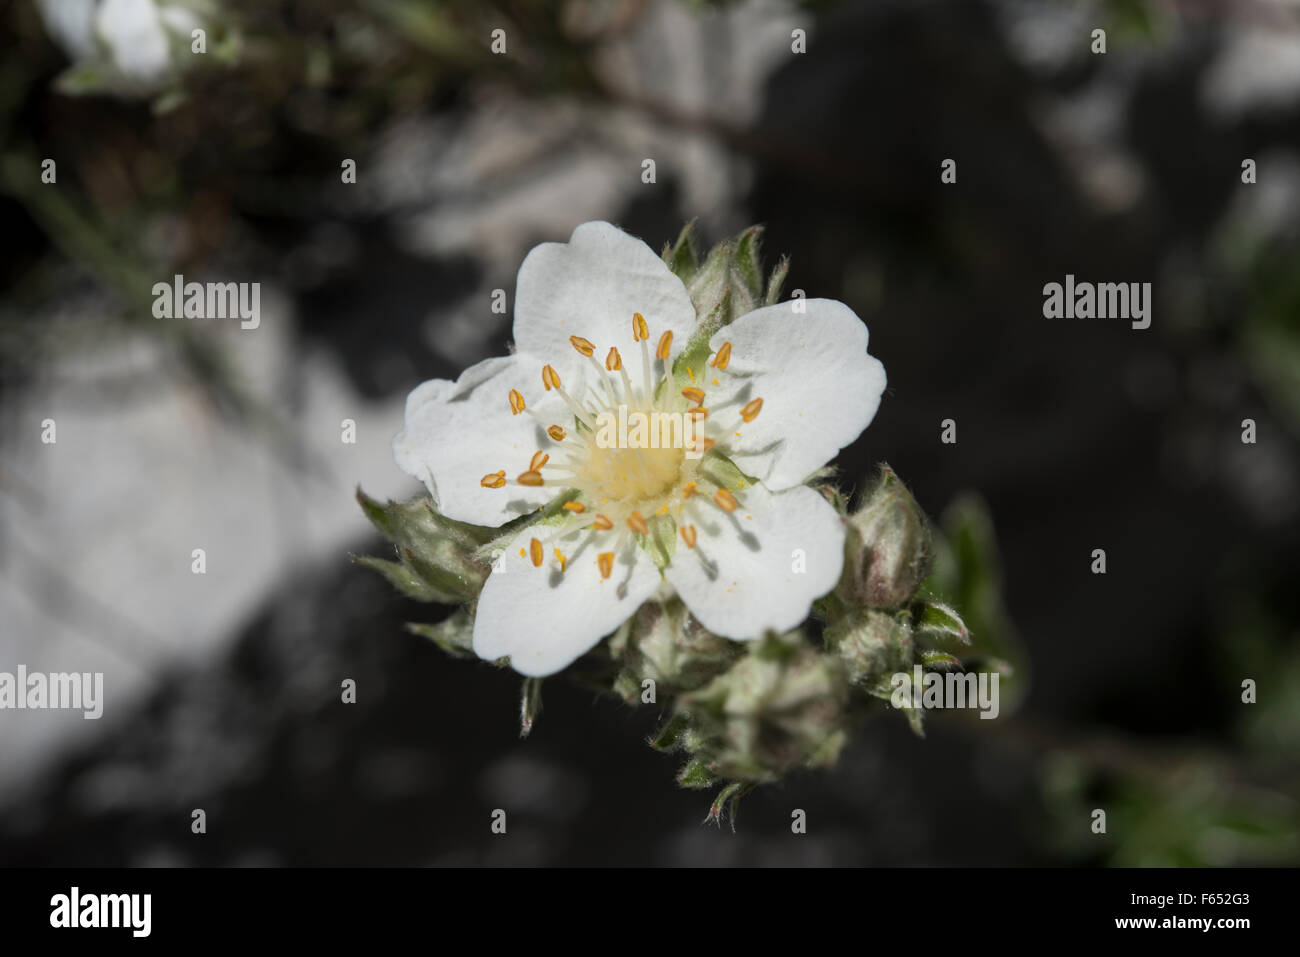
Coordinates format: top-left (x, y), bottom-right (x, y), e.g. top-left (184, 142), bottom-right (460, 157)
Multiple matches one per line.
top-left (392, 354), bottom-right (572, 527)
top-left (473, 526), bottom-right (662, 676)
top-left (513, 221), bottom-right (698, 384)
top-left (665, 484), bottom-right (845, 640)
top-left (707, 299), bottom-right (887, 491)
top-left (97, 0), bottom-right (171, 82)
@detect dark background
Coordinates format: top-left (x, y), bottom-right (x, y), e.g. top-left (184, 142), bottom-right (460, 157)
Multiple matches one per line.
top-left (1, 0), bottom-right (1297, 865)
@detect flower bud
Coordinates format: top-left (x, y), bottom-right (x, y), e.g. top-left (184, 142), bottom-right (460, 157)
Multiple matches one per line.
top-left (355, 489), bottom-right (493, 604)
top-left (843, 464), bottom-right (932, 609)
top-left (610, 598), bottom-right (740, 699)
top-left (672, 633), bottom-right (848, 783)
top-left (39, 0), bottom-right (224, 97)
top-left (825, 609), bottom-right (913, 690)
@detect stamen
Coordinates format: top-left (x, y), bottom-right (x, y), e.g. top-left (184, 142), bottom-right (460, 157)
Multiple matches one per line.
top-left (554, 549), bottom-right (567, 572)
top-left (694, 437), bottom-right (716, 454)
top-left (592, 514), bottom-right (613, 531)
top-left (508, 389), bottom-right (526, 415)
top-left (656, 330), bottom-right (673, 360)
top-left (682, 481), bottom-right (698, 498)
top-left (569, 335), bottom-right (595, 357)
top-left (714, 488), bottom-right (738, 512)
top-left (598, 552), bottom-right (615, 579)
top-left (681, 386), bottom-right (705, 404)
top-left (549, 380), bottom-right (597, 430)
top-left (627, 512), bottom-right (649, 535)
top-left (480, 471), bottom-right (506, 489)
top-left (605, 347), bottom-right (622, 371)
top-left (529, 451), bottom-right (549, 471)
top-left (547, 425), bottom-right (567, 442)
top-left (639, 331), bottom-right (652, 401)
top-left (741, 397), bottom-right (764, 422)
top-left (562, 501), bottom-right (586, 514)
top-left (687, 407), bottom-right (708, 419)
top-left (632, 312), bottom-right (648, 342)
top-left (542, 364), bottom-right (561, 390)
top-left (529, 538), bottom-right (543, 567)
top-left (680, 524), bottom-right (698, 548)
top-left (710, 341), bottom-right (732, 370)
top-left (517, 470), bottom-right (544, 487)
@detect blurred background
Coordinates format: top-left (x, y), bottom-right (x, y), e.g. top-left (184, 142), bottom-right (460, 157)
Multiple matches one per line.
top-left (1, 0), bottom-right (1298, 866)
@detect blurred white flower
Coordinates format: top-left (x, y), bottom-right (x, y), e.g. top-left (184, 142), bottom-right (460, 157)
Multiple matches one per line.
top-left (394, 222), bottom-right (887, 676)
top-left (37, 0), bottom-right (210, 95)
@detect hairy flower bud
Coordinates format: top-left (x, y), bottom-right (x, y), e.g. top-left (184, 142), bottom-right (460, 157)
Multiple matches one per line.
top-left (610, 597), bottom-right (741, 699)
top-left (671, 633), bottom-right (848, 783)
top-left (843, 464), bottom-right (932, 610)
top-left (353, 489), bottom-right (494, 604)
top-left (825, 608), bottom-right (914, 689)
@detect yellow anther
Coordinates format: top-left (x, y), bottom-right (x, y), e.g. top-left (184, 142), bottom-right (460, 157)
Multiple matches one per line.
top-left (681, 386), bottom-right (705, 404)
top-left (656, 330), bottom-right (673, 360)
top-left (714, 488), bottom-right (738, 512)
top-left (480, 471), bottom-right (506, 489)
top-left (682, 481), bottom-right (698, 499)
top-left (569, 335), bottom-right (595, 357)
top-left (517, 470), bottom-right (544, 487)
top-left (592, 514), bottom-right (613, 531)
top-left (508, 389), bottom-right (526, 415)
top-left (680, 524), bottom-right (698, 548)
top-left (554, 549), bottom-right (567, 572)
top-left (740, 397), bottom-right (763, 423)
top-left (542, 364), bottom-right (561, 390)
top-left (632, 312), bottom-right (648, 342)
top-left (563, 501), bottom-right (586, 514)
top-left (597, 552), bottom-right (615, 579)
top-left (529, 538), bottom-right (543, 567)
top-left (547, 425), bottom-right (567, 442)
top-left (605, 347), bottom-right (622, 371)
top-left (710, 341), bottom-right (732, 370)
top-left (627, 512), bottom-right (649, 535)
top-left (529, 450), bottom-right (549, 471)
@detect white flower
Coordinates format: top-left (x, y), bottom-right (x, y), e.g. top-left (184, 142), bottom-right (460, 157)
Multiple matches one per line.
top-left (37, 0), bottom-right (207, 93)
top-left (394, 222), bottom-right (887, 676)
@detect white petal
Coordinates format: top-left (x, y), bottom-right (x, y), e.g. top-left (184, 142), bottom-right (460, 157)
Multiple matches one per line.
top-left (393, 354), bottom-right (572, 527)
top-left (666, 484), bottom-right (845, 640)
top-left (513, 222), bottom-right (697, 382)
top-left (96, 0), bottom-right (171, 82)
top-left (707, 300), bottom-right (886, 490)
top-left (474, 527), bottom-right (662, 676)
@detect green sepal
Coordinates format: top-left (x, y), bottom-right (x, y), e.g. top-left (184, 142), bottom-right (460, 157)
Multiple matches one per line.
top-left (520, 677), bottom-right (543, 738)
top-left (405, 609), bottom-right (474, 657)
top-left (676, 757), bottom-right (720, 789)
top-left (662, 219), bottom-right (699, 283)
